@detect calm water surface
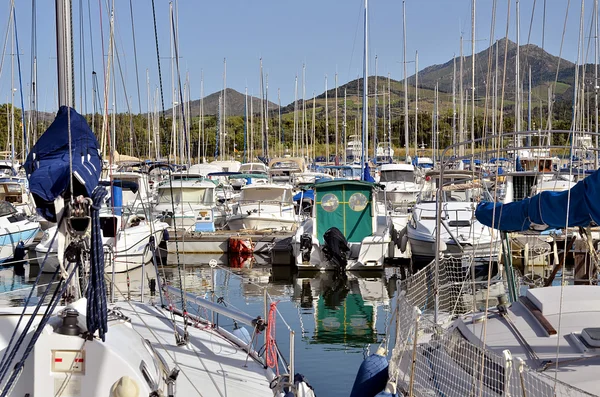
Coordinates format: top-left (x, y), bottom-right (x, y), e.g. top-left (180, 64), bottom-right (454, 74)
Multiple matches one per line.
top-left (1, 253), bottom-right (401, 397)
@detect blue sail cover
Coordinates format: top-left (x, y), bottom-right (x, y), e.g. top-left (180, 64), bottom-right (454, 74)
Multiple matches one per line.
top-left (476, 168), bottom-right (600, 231)
top-left (24, 106), bottom-right (102, 222)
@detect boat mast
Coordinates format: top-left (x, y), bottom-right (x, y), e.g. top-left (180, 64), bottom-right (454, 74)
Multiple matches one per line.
top-left (56, 0), bottom-right (74, 108)
top-left (361, 0), bottom-right (368, 171)
top-left (265, 74), bottom-right (269, 160)
top-left (312, 93), bottom-right (316, 162)
top-left (244, 87), bottom-right (248, 162)
top-left (402, 0), bottom-right (409, 161)
top-left (594, 0), bottom-right (598, 169)
top-left (388, 74), bottom-right (392, 159)
top-left (374, 55), bottom-right (378, 163)
top-left (293, 75), bottom-right (298, 157)
top-left (452, 54), bottom-right (457, 154)
top-left (344, 88), bottom-right (347, 164)
top-left (414, 51), bottom-right (418, 157)
top-left (459, 35), bottom-right (464, 157)
top-left (325, 75), bottom-right (329, 163)
top-left (515, 0), bottom-right (521, 141)
top-left (471, 0), bottom-right (476, 158)
top-left (278, 88), bottom-right (282, 157)
top-left (200, 70), bottom-right (204, 161)
top-left (147, 69), bottom-right (151, 159)
top-left (302, 64), bottom-right (307, 160)
top-left (223, 58), bottom-right (227, 160)
top-left (335, 73), bottom-right (339, 163)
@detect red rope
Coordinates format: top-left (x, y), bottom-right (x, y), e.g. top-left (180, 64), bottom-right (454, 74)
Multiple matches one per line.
top-left (266, 301), bottom-right (279, 374)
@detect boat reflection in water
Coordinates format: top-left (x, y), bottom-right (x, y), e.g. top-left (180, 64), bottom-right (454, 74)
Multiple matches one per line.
top-left (293, 270), bottom-right (391, 347)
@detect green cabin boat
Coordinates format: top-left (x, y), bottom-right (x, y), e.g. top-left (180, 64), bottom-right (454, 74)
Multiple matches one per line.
top-left (293, 180), bottom-right (393, 270)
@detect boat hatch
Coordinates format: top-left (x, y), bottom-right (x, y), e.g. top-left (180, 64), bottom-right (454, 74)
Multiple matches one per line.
top-left (100, 217), bottom-right (118, 238)
top-left (448, 220), bottom-right (471, 227)
top-left (582, 328), bottom-right (600, 348)
top-left (315, 181), bottom-right (373, 244)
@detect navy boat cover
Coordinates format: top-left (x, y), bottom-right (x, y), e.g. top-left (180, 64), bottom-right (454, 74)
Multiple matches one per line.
top-left (475, 168), bottom-right (600, 231)
top-left (24, 106), bottom-right (102, 222)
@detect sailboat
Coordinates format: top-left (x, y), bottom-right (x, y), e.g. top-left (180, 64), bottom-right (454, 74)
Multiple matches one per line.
top-left (0, 2), bottom-right (315, 396)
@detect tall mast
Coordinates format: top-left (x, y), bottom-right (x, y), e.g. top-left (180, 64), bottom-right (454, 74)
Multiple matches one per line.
top-left (265, 74), bottom-right (269, 159)
top-left (470, 0), bottom-right (476, 157)
top-left (459, 35), bottom-right (464, 156)
top-left (278, 88), bottom-right (282, 156)
top-left (244, 87), bottom-right (248, 162)
top-left (402, 0), bottom-right (409, 161)
top-left (388, 74), bottom-right (392, 157)
top-left (374, 55), bottom-right (378, 162)
top-left (515, 0), bottom-right (521, 138)
top-left (56, 0), bottom-right (74, 107)
top-left (250, 90), bottom-right (254, 161)
top-left (361, 0), bottom-right (368, 171)
top-left (452, 54), bottom-right (457, 153)
top-left (293, 75), bottom-right (298, 157)
top-left (343, 88), bottom-right (347, 164)
top-left (312, 94), bottom-right (316, 162)
top-left (259, 58), bottom-right (265, 158)
top-left (200, 69), bottom-right (204, 161)
top-left (147, 69), bottom-right (151, 159)
top-left (325, 75), bottom-right (329, 162)
top-left (415, 51), bottom-right (419, 156)
top-left (223, 58), bottom-right (227, 159)
top-left (302, 64), bottom-right (306, 159)
top-left (594, 0), bottom-right (598, 169)
top-left (335, 73), bottom-right (339, 162)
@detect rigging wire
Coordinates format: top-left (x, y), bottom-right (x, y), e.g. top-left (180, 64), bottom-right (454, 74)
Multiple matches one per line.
top-left (12, 4), bottom-right (28, 158)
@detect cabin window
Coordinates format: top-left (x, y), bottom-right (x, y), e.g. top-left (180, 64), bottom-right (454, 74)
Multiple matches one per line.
top-left (348, 193), bottom-right (368, 212)
top-left (0, 201), bottom-right (16, 217)
top-left (157, 187), bottom-right (213, 205)
top-left (321, 194), bottom-right (339, 212)
top-left (380, 170), bottom-right (414, 183)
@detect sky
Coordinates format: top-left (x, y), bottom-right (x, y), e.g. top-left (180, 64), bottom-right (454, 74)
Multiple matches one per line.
top-left (0, 0), bottom-right (594, 114)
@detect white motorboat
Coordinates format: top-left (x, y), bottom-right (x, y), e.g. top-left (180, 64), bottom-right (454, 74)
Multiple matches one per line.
top-left (0, 201), bottom-right (39, 262)
top-left (153, 178), bottom-right (229, 230)
top-left (228, 183), bottom-right (298, 231)
top-left (405, 171), bottom-right (500, 265)
top-left (375, 142), bottom-right (394, 164)
top-left (293, 180), bottom-right (393, 271)
top-left (345, 134), bottom-right (363, 162)
top-left (377, 164), bottom-right (422, 259)
top-left (231, 162), bottom-right (269, 189)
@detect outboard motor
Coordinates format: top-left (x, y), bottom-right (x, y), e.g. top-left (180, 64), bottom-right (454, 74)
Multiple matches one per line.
top-left (322, 227), bottom-right (350, 271)
top-left (299, 233), bottom-right (313, 262)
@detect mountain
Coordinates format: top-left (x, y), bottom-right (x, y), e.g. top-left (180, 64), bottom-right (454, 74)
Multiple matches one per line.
top-left (407, 38), bottom-right (577, 98)
top-left (165, 88), bottom-right (278, 117)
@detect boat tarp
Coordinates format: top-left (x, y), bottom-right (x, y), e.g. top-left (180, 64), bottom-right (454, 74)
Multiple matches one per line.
top-left (293, 189), bottom-right (314, 202)
top-left (24, 106), bottom-right (102, 222)
top-left (475, 167), bottom-right (600, 231)
top-left (316, 183), bottom-right (373, 244)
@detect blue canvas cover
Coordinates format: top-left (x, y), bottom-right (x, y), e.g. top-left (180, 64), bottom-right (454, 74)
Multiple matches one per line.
top-left (476, 168), bottom-right (600, 231)
top-left (24, 106), bottom-right (102, 222)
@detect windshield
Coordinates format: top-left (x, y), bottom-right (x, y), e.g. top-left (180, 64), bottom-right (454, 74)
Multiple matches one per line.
top-left (0, 201), bottom-right (16, 217)
top-left (380, 170), bottom-right (414, 183)
top-left (158, 187), bottom-right (214, 205)
top-left (242, 187), bottom-right (291, 203)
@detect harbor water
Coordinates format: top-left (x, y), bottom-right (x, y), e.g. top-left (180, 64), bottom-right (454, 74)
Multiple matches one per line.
top-left (2, 252), bottom-right (401, 397)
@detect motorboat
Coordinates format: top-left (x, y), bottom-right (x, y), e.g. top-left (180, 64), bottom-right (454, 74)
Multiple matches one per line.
top-left (293, 180), bottom-right (393, 271)
top-left (153, 178), bottom-right (229, 230)
top-left (227, 183), bottom-right (298, 231)
top-left (375, 142), bottom-right (394, 164)
top-left (0, 201), bottom-right (39, 262)
top-left (345, 134), bottom-right (363, 162)
top-left (405, 171), bottom-right (500, 266)
top-left (231, 162), bottom-right (269, 189)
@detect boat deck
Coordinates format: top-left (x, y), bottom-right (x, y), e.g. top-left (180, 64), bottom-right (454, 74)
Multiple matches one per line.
top-left (122, 301), bottom-right (277, 396)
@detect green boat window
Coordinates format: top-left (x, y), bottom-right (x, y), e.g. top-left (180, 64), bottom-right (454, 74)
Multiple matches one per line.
top-left (321, 193), bottom-right (339, 212)
top-left (348, 192), bottom-right (368, 212)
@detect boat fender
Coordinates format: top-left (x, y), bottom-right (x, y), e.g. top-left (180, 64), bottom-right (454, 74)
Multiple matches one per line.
top-left (279, 373), bottom-right (316, 397)
top-left (350, 347), bottom-right (390, 397)
top-left (396, 227), bottom-right (407, 250)
top-left (110, 376), bottom-right (140, 397)
top-left (162, 228), bottom-right (170, 242)
top-left (399, 227), bottom-right (408, 253)
top-left (374, 381), bottom-right (398, 396)
top-left (232, 325), bottom-right (252, 345)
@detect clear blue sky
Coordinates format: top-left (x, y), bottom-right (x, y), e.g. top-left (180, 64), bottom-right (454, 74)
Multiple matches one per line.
top-left (0, 0), bottom-right (593, 114)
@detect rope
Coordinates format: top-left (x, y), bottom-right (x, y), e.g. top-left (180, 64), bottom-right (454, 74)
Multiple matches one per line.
top-left (86, 186), bottom-right (108, 341)
top-left (266, 300), bottom-right (279, 374)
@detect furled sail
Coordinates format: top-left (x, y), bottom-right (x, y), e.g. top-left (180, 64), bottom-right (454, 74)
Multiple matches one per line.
top-left (475, 168), bottom-right (600, 231)
top-left (24, 106), bottom-right (102, 222)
